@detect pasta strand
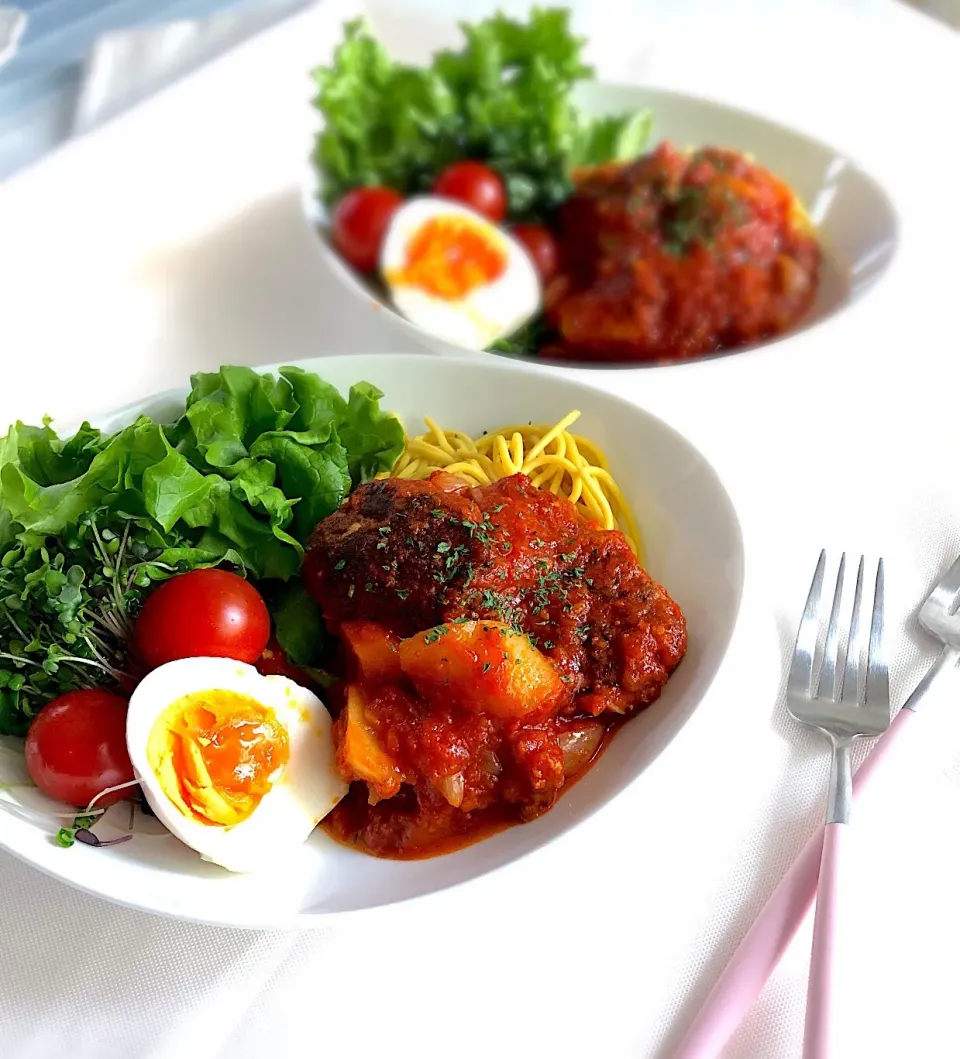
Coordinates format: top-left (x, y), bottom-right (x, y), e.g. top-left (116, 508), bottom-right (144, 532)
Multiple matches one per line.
top-left (379, 411), bottom-right (644, 559)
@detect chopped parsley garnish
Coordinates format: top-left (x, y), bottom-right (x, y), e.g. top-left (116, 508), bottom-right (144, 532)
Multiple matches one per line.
top-left (424, 626), bottom-right (447, 645)
top-left (396, 589), bottom-right (409, 600)
top-left (561, 552), bottom-right (577, 563)
top-left (474, 588), bottom-right (524, 631)
top-left (661, 185), bottom-right (717, 257)
top-left (436, 541), bottom-right (451, 553)
top-left (458, 516), bottom-right (496, 546)
top-left (334, 559), bottom-right (347, 571)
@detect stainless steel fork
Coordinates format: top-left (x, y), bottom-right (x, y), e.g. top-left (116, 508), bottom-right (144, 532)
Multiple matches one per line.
top-left (787, 552), bottom-right (891, 1059)
top-left (911, 554), bottom-right (960, 683)
top-left (674, 553), bottom-right (960, 1059)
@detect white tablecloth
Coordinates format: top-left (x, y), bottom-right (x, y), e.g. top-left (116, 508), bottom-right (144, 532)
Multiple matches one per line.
top-left (1, 2), bottom-right (959, 1057)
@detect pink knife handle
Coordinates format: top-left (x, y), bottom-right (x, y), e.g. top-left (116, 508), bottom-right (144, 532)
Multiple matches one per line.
top-left (671, 705), bottom-right (916, 1059)
top-left (802, 821), bottom-right (843, 1059)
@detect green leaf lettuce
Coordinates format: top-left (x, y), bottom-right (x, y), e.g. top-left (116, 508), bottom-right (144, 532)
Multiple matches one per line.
top-left (0, 364), bottom-right (403, 733)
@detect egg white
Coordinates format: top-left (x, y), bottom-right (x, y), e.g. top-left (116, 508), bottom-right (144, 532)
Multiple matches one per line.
top-left (380, 196), bottom-right (541, 349)
top-left (126, 657), bottom-right (346, 873)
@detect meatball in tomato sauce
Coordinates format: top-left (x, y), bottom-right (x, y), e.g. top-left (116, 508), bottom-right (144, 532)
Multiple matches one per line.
top-left (541, 142), bottom-right (820, 363)
top-left (303, 471), bottom-right (687, 858)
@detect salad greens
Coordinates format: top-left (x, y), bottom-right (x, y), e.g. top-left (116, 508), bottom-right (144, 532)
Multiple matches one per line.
top-left (312, 8), bottom-right (652, 221)
top-left (0, 366), bottom-right (403, 736)
top-left (490, 317), bottom-right (550, 359)
top-left (267, 582), bottom-right (336, 678)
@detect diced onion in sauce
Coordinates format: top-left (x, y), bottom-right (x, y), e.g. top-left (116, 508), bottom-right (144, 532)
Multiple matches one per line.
top-left (557, 723), bottom-right (605, 777)
top-left (478, 749), bottom-right (502, 779)
top-left (436, 772), bottom-right (465, 808)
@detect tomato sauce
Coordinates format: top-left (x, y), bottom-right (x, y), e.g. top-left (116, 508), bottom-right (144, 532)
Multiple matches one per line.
top-left (540, 142), bottom-right (820, 363)
top-left (306, 472), bottom-right (687, 858)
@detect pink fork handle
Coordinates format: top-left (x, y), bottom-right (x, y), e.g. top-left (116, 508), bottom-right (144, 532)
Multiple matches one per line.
top-left (671, 705), bottom-right (916, 1059)
top-left (803, 822), bottom-right (843, 1058)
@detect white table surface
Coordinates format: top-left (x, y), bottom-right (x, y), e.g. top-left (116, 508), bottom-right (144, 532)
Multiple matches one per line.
top-left (1, 2), bottom-right (959, 1058)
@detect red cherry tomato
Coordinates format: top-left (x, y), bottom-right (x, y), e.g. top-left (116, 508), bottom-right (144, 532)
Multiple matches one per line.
top-left (134, 569), bottom-right (270, 670)
top-left (332, 186), bottom-right (403, 272)
top-left (511, 224), bottom-right (559, 282)
top-left (25, 690), bottom-right (134, 808)
top-left (432, 162), bottom-right (506, 223)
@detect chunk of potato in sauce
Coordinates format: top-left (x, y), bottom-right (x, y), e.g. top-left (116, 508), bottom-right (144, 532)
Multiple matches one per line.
top-left (311, 471), bottom-right (687, 858)
top-left (398, 620), bottom-right (564, 719)
top-left (340, 620), bottom-right (403, 684)
top-left (334, 686), bottom-right (405, 803)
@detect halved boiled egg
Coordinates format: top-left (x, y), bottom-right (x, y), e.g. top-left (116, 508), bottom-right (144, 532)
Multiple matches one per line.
top-left (380, 197), bottom-right (541, 349)
top-left (126, 657), bottom-right (346, 873)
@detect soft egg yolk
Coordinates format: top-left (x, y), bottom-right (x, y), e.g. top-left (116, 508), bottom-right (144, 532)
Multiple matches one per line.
top-left (147, 689), bottom-right (290, 828)
top-left (387, 215), bottom-right (507, 300)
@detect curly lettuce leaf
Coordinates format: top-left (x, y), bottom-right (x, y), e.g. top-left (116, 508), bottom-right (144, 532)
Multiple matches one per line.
top-left (0, 417), bottom-right (168, 534)
top-left (170, 364), bottom-right (300, 470)
top-left (337, 381), bottom-right (405, 486)
top-left (0, 364), bottom-right (402, 733)
top-left (571, 110), bottom-right (654, 168)
top-left (11, 419), bottom-right (105, 486)
top-left (312, 10), bottom-right (652, 222)
top-left (248, 432), bottom-right (348, 543)
top-left (1, 364), bottom-right (402, 576)
top-left (312, 22), bottom-right (460, 203)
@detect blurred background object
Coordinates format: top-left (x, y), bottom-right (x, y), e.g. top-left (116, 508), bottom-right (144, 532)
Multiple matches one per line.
top-left (0, 0), bottom-right (956, 180)
top-left (0, 7), bottom-right (27, 67)
top-left (906, 0), bottom-right (960, 26)
top-left (0, 0), bottom-right (308, 176)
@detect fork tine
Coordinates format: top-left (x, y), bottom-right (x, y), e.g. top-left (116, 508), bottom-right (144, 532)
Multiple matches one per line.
top-left (789, 550), bottom-right (826, 698)
top-left (840, 556), bottom-right (865, 705)
top-left (818, 553), bottom-right (846, 701)
top-left (924, 555), bottom-right (960, 615)
top-left (866, 559), bottom-right (889, 714)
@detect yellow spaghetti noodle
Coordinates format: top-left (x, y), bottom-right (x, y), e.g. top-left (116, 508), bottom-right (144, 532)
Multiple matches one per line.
top-left (382, 411), bottom-right (644, 561)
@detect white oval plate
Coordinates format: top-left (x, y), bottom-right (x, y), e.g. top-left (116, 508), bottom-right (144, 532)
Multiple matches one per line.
top-left (0, 353), bottom-right (743, 927)
top-left (305, 83), bottom-right (898, 367)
